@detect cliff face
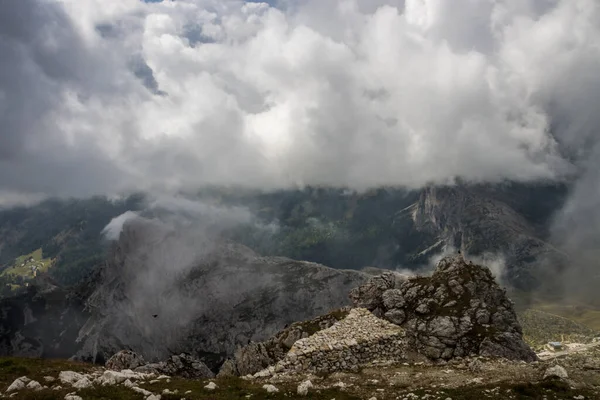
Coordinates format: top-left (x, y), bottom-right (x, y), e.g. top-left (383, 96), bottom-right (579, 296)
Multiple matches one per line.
top-left (396, 185), bottom-right (566, 288)
top-left (350, 255), bottom-right (537, 362)
top-left (0, 282), bottom-right (89, 359)
top-left (73, 218), bottom-right (369, 367)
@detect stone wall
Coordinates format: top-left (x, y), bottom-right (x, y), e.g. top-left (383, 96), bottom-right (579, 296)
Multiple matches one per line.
top-left (263, 308), bottom-right (407, 375)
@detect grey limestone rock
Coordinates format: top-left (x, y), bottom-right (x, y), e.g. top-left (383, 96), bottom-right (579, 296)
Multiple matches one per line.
top-left (350, 255), bottom-right (537, 362)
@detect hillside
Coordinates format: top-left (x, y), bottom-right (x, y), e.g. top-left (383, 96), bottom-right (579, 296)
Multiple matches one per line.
top-left (0, 195), bottom-right (145, 288)
top-left (0, 182), bottom-right (569, 294)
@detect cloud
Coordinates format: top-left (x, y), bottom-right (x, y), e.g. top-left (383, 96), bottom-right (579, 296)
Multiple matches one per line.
top-left (102, 211), bottom-right (141, 240)
top-left (1, 0), bottom-right (599, 199)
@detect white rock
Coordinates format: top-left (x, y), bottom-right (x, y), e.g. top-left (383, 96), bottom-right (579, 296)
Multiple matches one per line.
top-left (122, 379), bottom-right (135, 388)
top-left (149, 380), bottom-right (160, 384)
top-left (52, 386), bottom-right (63, 391)
top-left (254, 369), bottom-right (271, 378)
top-left (64, 394), bottom-right (83, 400)
top-left (146, 395), bottom-right (161, 400)
top-left (96, 370), bottom-right (130, 386)
top-left (297, 380), bottom-right (313, 396)
top-left (204, 382), bottom-right (217, 391)
top-left (43, 376), bottom-right (56, 383)
top-left (543, 365), bottom-right (568, 380)
top-left (368, 397), bottom-right (377, 400)
top-left (131, 386), bottom-right (153, 396)
top-left (6, 377), bottom-right (27, 393)
top-left (59, 371), bottom-right (85, 385)
top-left (162, 389), bottom-right (177, 394)
top-left (157, 375), bottom-right (170, 380)
top-left (263, 384), bottom-right (279, 393)
top-left (73, 377), bottom-right (93, 389)
top-left (185, 390), bottom-right (192, 394)
top-left (26, 380), bottom-right (43, 391)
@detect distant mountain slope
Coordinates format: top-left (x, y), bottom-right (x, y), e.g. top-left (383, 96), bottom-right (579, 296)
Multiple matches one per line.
top-left (396, 184), bottom-right (567, 288)
top-left (0, 195), bottom-right (144, 287)
top-left (74, 217), bottom-right (369, 365)
top-left (0, 183), bottom-right (568, 292)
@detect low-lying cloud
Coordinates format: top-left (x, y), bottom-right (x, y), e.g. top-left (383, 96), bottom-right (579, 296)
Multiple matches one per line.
top-left (2, 0), bottom-right (599, 199)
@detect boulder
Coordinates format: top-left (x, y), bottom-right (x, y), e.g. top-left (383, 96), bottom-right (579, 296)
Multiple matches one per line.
top-left (6, 377), bottom-right (27, 393)
top-left (59, 371), bottom-right (85, 385)
top-left (297, 380), bottom-right (313, 396)
top-left (135, 353), bottom-right (214, 379)
top-left (348, 273), bottom-right (395, 313)
top-left (217, 359), bottom-right (238, 378)
top-left (26, 380), bottom-right (43, 391)
top-left (263, 384), bottom-right (279, 393)
top-left (350, 255), bottom-right (537, 362)
top-left (543, 365), bottom-right (568, 380)
top-left (72, 377), bottom-right (93, 389)
top-left (105, 350), bottom-right (146, 371)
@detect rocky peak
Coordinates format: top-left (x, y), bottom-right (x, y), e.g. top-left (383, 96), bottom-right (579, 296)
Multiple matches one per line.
top-left (398, 185), bottom-right (565, 289)
top-left (350, 255), bottom-right (537, 362)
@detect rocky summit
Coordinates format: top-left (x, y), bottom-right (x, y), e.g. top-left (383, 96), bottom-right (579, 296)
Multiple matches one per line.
top-left (350, 254), bottom-right (537, 361)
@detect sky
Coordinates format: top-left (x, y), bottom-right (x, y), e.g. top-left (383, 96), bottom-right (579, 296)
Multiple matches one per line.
top-left (0, 0), bottom-right (599, 202)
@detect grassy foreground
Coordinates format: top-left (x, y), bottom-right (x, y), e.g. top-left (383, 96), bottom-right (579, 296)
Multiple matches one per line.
top-left (0, 356), bottom-right (598, 400)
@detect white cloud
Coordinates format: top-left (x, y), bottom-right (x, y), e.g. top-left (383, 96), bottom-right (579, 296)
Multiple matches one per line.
top-left (102, 211), bottom-right (140, 240)
top-left (1, 0), bottom-right (599, 198)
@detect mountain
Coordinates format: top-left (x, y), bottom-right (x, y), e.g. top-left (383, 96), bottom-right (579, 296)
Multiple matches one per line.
top-left (397, 184), bottom-right (567, 289)
top-left (0, 195), bottom-right (145, 290)
top-left (0, 217), bottom-right (369, 369)
top-left (0, 182), bottom-right (568, 295)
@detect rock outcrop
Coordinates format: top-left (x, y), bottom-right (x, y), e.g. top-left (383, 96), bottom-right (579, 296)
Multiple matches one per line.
top-left (105, 350), bottom-right (146, 371)
top-left (350, 255), bottom-right (537, 362)
top-left (134, 353), bottom-right (214, 379)
top-left (396, 185), bottom-right (567, 289)
top-left (0, 280), bottom-right (91, 359)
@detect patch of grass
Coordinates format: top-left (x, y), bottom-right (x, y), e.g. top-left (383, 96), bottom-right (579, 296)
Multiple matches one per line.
top-left (519, 309), bottom-right (598, 348)
top-left (0, 357), bottom-right (93, 392)
top-left (138, 377), bottom-right (361, 400)
top-left (408, 381), bottom-right (596, 400)
top-left (1, 248), bottom-right (54, 282)
top-left (534, 303), bottom-right (600, 332)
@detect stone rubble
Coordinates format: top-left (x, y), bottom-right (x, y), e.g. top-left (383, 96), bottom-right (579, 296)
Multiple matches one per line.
top-left (230, 309), bottom-right (352, 377)
top-left (254, 308), bottom-right (406, 376)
